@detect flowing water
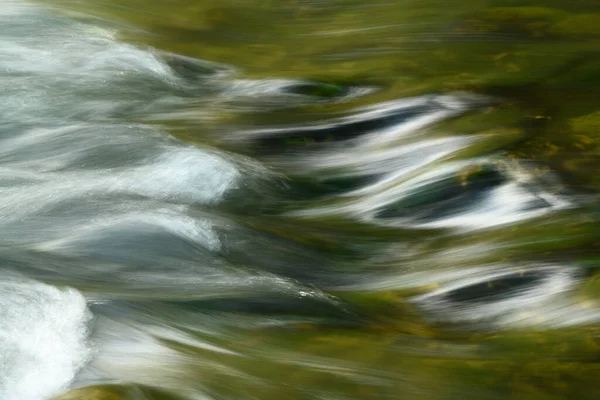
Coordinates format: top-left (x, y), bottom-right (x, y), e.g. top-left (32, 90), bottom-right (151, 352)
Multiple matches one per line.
top-left (0, 1), bottom-right (599, 399)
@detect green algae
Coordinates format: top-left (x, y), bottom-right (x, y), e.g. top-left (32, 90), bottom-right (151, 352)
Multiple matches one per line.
top-left (552, 13), bottom-right (600, 36)
top-left (461, 6), bottom-right (568, 37)
top-left (52, 385), bottom-right (187, 400)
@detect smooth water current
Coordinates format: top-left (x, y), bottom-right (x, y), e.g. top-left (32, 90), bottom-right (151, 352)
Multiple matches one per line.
top-left (0, 1), bottom-right (599, 399)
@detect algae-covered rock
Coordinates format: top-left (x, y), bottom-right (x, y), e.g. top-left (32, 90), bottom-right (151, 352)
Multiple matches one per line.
top-left (285, 82), bottom-right (349, 98)
top-left (375, 162), bottom-right (507, 221)
top-left (580, 270), bottom-right (600, 301)
top-left (462, 7), bottom-right (568, 37)
top-left (571, 110), bottom-right (600, 134)
top-left (560, 110), bottom-right (600, 187)
top-left (50, 385), bottom-right (184, 400)
top-left (552, 13), bottom-right (600, 37)
top-left (51, 386), bottom-right (123, 400)
top-left (462, 6), bottom-right (600, 39)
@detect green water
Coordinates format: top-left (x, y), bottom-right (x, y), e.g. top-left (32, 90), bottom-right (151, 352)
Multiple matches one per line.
top-left (8, 0), bottom-right (599, 399)
top-left (53, 0), bottom-right (600, 186)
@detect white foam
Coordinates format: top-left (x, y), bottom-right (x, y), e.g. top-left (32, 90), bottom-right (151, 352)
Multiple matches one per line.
top-left (119, 147), bottom-right (240, 204)
top-left (0, 1), bottom-right (32, 17)
top-left (0, 277), bottom-right (92, 400)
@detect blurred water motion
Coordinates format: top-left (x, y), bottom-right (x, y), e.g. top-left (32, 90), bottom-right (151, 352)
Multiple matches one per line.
top-left (1, 1), bottom-right (599, 399)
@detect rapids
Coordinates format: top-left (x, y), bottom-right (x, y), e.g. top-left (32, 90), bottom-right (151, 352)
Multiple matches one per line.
top-left (1, 1), bottom-right (599, 399)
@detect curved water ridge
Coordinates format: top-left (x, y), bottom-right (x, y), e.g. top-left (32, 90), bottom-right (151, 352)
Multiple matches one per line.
top-left (411, 264), bottom-right (599, 329)
top-left (238, 95), bottom-right (572, 231)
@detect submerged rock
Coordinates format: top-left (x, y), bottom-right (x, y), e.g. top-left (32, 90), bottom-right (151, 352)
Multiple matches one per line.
top-left (51, 384), bottom-right (184, 400)
top-left (375, 163), bottom-right (508, 222)
top-left (283, 81), bottom-right (349, 98)
top-left (51, 386), bottom-right (122, 400)
top-left (461, 7), bottom-right (568, 37)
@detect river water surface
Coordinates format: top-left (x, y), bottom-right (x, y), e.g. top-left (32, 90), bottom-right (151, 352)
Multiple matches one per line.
top-left (1, 1), bottom-right (599, 399)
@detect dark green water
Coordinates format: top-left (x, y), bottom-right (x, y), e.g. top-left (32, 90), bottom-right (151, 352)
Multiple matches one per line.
top-left (0, 1), bottom-right (598, 399)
